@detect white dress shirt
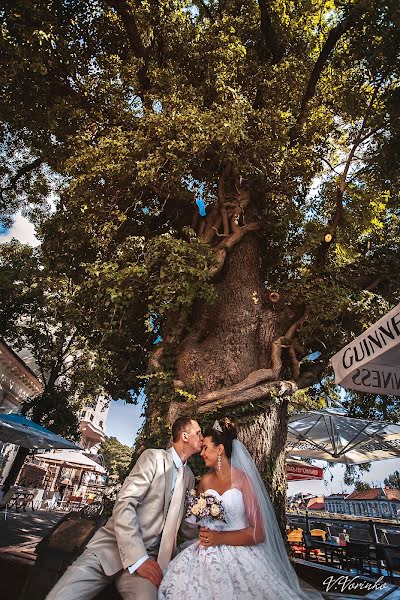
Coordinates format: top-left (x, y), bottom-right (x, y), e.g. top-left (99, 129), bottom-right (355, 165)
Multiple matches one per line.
top-left (128, 447), bottom-right (186, 573)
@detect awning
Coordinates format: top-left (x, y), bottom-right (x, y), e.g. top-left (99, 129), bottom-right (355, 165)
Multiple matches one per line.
top-left (0, 413), bottom-right (82, 450)
top-left (34, 450), bottom-right (106, 473)
top-left (331, 303), bottom-right (400, 395)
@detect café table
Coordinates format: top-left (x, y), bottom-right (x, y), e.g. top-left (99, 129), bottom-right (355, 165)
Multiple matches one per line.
top-left (313, 539), bottom-right (346, 567)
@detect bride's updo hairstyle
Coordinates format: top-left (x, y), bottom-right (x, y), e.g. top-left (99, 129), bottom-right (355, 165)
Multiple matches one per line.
top-left (203, 418), bottom-right (237, 459)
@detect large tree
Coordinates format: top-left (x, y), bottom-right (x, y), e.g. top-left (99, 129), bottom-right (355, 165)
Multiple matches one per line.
top-left (1, 0), bottom-right (399, 522)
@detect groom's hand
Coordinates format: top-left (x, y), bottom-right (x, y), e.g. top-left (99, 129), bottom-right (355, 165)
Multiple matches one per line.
top-left (136, 558), bottom-right (163, 587)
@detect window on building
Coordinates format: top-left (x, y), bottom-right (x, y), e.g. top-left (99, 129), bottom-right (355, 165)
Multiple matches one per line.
top-left (99, 420), bottom-right (104, 428)
top-left (90, 413), bottom-right (94, 421)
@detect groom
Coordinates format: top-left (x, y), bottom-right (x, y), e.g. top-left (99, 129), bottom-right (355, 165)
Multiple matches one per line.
top-left (46, 417), bottom-right (203, 600)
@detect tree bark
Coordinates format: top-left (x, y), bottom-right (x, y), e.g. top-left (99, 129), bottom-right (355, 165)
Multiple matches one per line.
top-left (144, 233), bottom-right (303, 527)
top-left (239, 400), bottom-right (289, 531)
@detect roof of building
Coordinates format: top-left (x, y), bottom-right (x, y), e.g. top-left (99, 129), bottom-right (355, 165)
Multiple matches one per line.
top-left (307, 496), bottom-right (325, 510)
top-left (385, 488), bottom-right (400, 501)
top-left (325, 493), bottom-right (348, 499)
top-left (346, 488), bottom-right (383, 500)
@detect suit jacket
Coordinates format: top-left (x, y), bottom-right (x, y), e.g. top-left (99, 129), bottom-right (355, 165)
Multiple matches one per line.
top-left (87, 447), bottom-right (196, 576)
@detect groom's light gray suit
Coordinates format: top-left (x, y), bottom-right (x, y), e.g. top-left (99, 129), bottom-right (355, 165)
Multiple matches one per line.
top-left (46, 447), bottom-right (196, 600)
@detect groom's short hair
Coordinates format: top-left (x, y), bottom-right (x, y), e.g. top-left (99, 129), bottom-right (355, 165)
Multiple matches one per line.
top-left (172, 417), bottom-right (194, 442)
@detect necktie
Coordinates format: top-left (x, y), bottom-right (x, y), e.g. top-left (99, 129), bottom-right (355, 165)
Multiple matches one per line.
top-left (157, 465), bottom-right (185, 571)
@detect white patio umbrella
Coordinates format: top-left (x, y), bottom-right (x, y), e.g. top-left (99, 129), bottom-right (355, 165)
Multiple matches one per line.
top-left (34, 450), bottom-right (106, 473)
top-left (286, 409), bottom-right (400, 464)
top-left (331, 303), bottom-right (400, 395)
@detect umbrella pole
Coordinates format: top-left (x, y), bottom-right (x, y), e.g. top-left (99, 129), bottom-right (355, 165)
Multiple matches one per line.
top-left (1, 447), bottom-right (30, 494)
top-left (369, 519), bottom-right (378, 544)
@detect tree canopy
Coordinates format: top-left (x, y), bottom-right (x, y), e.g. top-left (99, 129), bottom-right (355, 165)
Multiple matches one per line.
top-left (100, 435), bottom-right (134, 482)
top-left (384, 470), bottom-right (400, 489)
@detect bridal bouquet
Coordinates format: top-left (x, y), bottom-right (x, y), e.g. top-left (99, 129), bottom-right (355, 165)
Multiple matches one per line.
top-left (185, 489), bottom-right (226, 523)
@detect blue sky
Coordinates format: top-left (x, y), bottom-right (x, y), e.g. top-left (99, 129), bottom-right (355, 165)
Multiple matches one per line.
top-left (2, 213), bottom-right (400, 496)
top-left (105, 398), bottom-right (144, 447)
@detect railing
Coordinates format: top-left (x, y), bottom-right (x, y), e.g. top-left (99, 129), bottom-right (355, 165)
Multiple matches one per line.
top-left (287, 509), bottom-right (400, 525)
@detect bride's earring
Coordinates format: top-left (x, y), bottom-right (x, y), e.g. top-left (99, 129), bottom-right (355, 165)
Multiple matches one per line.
top-left (217, 453), bottom-right (222, 471)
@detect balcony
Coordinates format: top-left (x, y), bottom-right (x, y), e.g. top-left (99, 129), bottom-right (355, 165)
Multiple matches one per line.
top-left (79, 419), bottom-right (105, 444)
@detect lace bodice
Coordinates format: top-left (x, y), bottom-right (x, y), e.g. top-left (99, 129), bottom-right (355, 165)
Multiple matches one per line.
top-left (203, 488), bottom-right (248, 531)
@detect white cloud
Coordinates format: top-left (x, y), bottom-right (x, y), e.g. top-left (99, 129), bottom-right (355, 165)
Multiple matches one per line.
top-left (0, 212), bottom-right (40, 247)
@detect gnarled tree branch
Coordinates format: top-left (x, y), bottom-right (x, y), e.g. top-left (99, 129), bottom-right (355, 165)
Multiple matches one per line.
top-left (106, 0), bottom-right (151, 97)
top-left (258, 0), bottom-right (284, 64)
top-left (1, 157), bottom-right (43, 203)
top-left (294, 0), bottom-right (369, 132)
top-left (168, 379), bottom-right (297, 422)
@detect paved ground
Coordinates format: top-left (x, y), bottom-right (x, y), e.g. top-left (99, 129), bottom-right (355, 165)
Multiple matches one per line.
top-left (0, 508), bottom-right (63, 547)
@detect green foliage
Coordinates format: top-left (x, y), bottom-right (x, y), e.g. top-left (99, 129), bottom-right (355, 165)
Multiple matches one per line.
top-left (99, 435), bottom-right (134, 482)
top-left (343, 463), bottom-right (371, 487)
top-left (384, 470), bottom-right (400, 489)
top-left (354, 481), bottom-right (372, 492)
top-left (343, 391), bottom-right (400, 423)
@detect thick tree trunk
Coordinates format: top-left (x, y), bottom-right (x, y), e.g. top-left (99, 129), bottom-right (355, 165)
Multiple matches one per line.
top-left (176, 234), bottom-right (265, 393)
top-left (239, 401), bottom-right (289, 531)
top-left (143, 233), bottom-right (298, 527)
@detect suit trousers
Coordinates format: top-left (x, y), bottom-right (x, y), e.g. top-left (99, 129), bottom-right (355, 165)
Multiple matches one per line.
top-left (45, 549), bottom-right (157, 600)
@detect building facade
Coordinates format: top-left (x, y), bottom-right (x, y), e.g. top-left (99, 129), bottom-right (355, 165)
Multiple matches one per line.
top-left (0, 340), bottom-right (44, 485)
top-left (325, 488), bottom-right (400, 520)
top-left (79, 396), bottom-right (110, 453)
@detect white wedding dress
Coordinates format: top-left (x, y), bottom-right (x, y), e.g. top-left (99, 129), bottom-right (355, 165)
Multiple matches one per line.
top-left (158, 488), bottom-right (308, 600)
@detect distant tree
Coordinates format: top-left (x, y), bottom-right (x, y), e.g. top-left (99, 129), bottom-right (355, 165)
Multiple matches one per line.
top-left (384, 470), bottom-right (400, 489)
top-left (343, 463), bottom-right (371, 487)
top-left (100, 436), bottom-right (134, 482)
top-left (354, 481), bottom-right (372, 492)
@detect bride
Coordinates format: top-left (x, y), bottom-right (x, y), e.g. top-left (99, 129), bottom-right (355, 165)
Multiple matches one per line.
top-left (158, 418), bottom-right (322, 600)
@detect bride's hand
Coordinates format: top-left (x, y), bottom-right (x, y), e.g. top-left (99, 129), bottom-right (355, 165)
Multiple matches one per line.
top-left (199, 527), bottom-right (220, 547)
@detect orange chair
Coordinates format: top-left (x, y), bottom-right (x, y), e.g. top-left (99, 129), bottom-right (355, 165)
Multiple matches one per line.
top-left (310, 528), bottom-right (327, 541)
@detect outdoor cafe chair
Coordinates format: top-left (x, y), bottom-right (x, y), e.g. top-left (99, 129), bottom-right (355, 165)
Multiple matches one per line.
top-left (303, 533), bottom-right (327, 563)
top-left (67, 495), bottom-right (84, 511)
top-left (287, 528), bottom-right (304, 558)
top-left (287, 528), bottom-right (303, 544)
top-left (40, 491), bottom-right (60, 511)
top-left (303, 533), bottom-right (347, 568)
top-left (4, 487), bottom-right (35, 513)
top-left (310, 528), bottom-right (327, 541)
top-left (344, 541), bottom-right (373, 575)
